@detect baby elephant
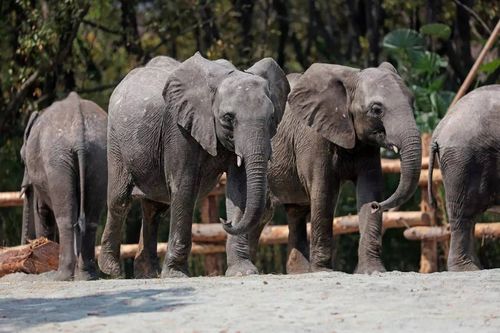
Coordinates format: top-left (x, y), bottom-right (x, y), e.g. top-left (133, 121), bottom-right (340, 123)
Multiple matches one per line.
top-left (20, 92), bottom-right (107, 280)
top-left (429, 84), bottom-right (500, 271)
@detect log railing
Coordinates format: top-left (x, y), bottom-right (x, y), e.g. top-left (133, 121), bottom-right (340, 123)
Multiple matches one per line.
top-left (2, 137), bottom-right (499, 274)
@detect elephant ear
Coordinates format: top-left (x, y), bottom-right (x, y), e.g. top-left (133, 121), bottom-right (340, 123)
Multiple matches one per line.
top-left (20, 111), bottom-right (39, 162)
top-left (378, 61), bottom-right (398, 74)
top-left (288, 63), bottom-right (358, 149)
top-left (163, 52), bottom-right (234, 156)
top-left (246, 58), bottom-right (290, 128)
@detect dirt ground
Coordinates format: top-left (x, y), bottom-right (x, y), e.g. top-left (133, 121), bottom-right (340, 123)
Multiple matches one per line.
top-left (1, 269), bottom-right (500, 332)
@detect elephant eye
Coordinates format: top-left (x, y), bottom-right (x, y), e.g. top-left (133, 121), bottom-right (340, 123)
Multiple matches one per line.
top-left (222, 113), bottom-right (234, 125)
top-left (369, 103), bottom-right (384, 117)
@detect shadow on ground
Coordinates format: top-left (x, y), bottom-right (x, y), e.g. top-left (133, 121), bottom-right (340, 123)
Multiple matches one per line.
top-left (0, 286), bottom-right (195, 330)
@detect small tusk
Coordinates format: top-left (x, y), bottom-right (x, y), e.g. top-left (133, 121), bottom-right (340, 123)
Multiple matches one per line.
top-left (19, 187), bottom-right (26, 199)
top-left (237, 155), bottom-right (243, 167)
top-left (392, 146), bottom-right (399, 154)
top-left (219, 218), bottom-right (231, 226)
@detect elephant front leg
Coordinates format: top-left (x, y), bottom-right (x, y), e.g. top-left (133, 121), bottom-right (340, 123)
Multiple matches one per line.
top-left (355, 152), bottom-right (386, 274)
top-left (285, 204), bottom-right (310, 274)
top-left (309, 184), bottom-right (337, 272)
top-left (355, 202), bottom-right (385, 273)
top-left (225, 196), bottom-right (273, 276)
top-left (161, 183), bottom-right (200, 278)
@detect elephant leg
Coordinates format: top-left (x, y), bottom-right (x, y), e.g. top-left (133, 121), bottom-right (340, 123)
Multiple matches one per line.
top-left (48, 178), bottom-right (78, 281)
top-left (34, 197), bottom-right (52, 239)
top-left (354, 151), bottom-right (386, 273)
top-left (309, 176), bottom-right (338, 272)
top-left (225, 196), bottom-right (273, 277)
top-left (285, 204), bottom-right (310, 274)
top-left (76, 212), bottom-right (99, 281)
top-left (98, 156), bottom-right (133, 278)
top-left (134, 200), bottom-right (167, 279)
top-left (161, 178), bottom-right (200, 278)
top-left (442, 158), bottom-right (481, 271)
top-left (448, 217), bottom-right (481, 271)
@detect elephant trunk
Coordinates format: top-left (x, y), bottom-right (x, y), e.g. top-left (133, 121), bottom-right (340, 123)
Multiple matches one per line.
top-left (222, 144), bottom-right (268, 236)
top-left (377, 130), bottom-right (422, 211)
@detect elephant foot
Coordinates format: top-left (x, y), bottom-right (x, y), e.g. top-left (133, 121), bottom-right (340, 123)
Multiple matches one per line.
top-left (161, 267), bottom-right (189, 278)
top-left (75, 261), bottom-right (98, 281)
top-left (134, 255), bottom-right (160, 279)
top-left (448, 257), bottom-right (481, 272)
top-left (97, 250), bottom-right (122, 278)
top-left (310, 264), bottom-right (333, 273)
top-left (355, 260), bottom-right (386, 274)
top-left (286, 248), bottom-right (310, 274)
top-left (225, 260), bottom-right (258, 277)
top-left (40, 270), bottom-right (74, 281)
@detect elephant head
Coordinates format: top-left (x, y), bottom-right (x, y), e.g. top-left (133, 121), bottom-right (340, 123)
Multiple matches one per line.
top-left (288, 62), bottom-right (421, 211)
top-left (163, 53), bottom-right (289, 235)
top-left (20, 111), bottom-right (39, 244)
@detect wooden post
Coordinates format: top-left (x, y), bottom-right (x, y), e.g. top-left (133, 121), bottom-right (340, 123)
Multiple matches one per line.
top-left (449, 20), bottom-right (500, 107)
top-left (419, 133), bottom-right (438, 273)
top-left (200, 195), bottom-right (225, 276)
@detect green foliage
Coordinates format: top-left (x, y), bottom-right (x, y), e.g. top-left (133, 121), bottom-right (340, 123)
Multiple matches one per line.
top-left (383, 27), bottom-right (456, 133)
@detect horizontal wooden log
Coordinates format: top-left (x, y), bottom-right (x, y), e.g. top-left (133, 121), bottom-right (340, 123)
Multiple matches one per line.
top-left (381, 157), bottom-right (430, 173)
top-left (404, 223), bottom-right (500, 241)
top-left (192, 211), bottom-right (430, 244)
top-left (0, 157), bottom-right (445, 207)
top-left (95, 242), bottom-right (226, 259)
top-left (0, 238), bottom-right (59, 276)
top-left (419, 169), bottom-right (442, 186)
top-left (0, 192), bottom-right (23, 207)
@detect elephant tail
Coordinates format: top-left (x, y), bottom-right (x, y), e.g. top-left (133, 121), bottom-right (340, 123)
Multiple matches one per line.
top-left (428, 141), bottom-right (439, 209)
top-left (73, 92), bottom-right (86, 243)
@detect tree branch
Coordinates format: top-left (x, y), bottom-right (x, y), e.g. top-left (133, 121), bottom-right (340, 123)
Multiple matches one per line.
top-left (452, 0), bottom-right (492, 35)
top-left (82, 19), bottom-right (124, 36)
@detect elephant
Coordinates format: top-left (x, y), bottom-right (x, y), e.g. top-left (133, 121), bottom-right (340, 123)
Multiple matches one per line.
top-left (225, 62), bottom-right (422, 276)
top-left (428, 84), bottom-right (500, 271)
top-left (97, 53), bottom-right (289, 278)
top-left (20, 92), bottom-right (107, 281)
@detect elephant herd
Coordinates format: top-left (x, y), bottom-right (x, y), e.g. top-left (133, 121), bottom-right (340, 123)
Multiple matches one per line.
top-left (19, 51), bottom-right (500, 281)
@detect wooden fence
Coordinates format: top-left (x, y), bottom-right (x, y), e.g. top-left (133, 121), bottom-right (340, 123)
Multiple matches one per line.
top-left (2, 135), bottom-right (499, 274)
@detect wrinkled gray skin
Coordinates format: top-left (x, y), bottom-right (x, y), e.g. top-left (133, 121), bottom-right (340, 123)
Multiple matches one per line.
top-left (98, 53), bottom-right (289, 278)
top-left (226, 62), bottom-right (422, 276)
top-left (428, 85), bottom-right (500, 271)
top-left (20, 92), bottom-right (107, 281)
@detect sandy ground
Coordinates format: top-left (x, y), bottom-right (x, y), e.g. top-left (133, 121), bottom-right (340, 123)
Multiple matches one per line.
top-left (1, 270), bottom-right (500, 333)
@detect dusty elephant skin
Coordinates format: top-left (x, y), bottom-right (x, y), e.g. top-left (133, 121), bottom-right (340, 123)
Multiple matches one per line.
top-left (20, 92), bottom-right (107, 281)
top-left (98, 53), bottom-right (289, 279)
top-left (226, 62), bottom-right (422, 275)
top-left (428, 85), bottom-right (500, 271)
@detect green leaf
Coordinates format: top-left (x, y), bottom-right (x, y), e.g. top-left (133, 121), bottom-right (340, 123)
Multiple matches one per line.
top-left (435, 91), bottom-right (455, 117)
top-left (383, 29), bottom-right (425, 54)
top-left (420, 23), bottom-right (452, 40)
top-left (479, 58), bottom-right (500, 75)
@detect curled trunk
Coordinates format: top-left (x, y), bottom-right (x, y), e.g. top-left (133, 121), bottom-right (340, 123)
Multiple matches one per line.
top-left (223, 152), bottom-right (268, 236)
top-left (377, 132), bottom-right (422, 211)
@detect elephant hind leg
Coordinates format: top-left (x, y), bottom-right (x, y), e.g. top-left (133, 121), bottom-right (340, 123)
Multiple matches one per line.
top-left (98, 156), bottom-right (133, 278)
top-left (47, 175), bottom-right (78, 281)
top-left (134, 199), bottom-right (168, 279)
top-left (285, 204), bottom-right (310, 274)
top-left (76, 209), bottom-right (101, 281)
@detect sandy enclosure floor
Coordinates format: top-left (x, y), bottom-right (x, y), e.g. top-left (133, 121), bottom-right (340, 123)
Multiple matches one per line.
top-left (1, 270), bottom-right (500, 332)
